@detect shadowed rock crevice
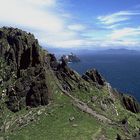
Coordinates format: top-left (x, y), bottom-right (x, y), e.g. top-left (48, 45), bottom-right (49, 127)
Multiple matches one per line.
top-left (32, 42), bottom-right (41, 67)
top-left (26, 81), bottom-right (49, 107)
top-left (20, 48), bottom-right (31, 69)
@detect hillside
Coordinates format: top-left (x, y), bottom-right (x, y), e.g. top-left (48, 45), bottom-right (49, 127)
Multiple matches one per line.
top-left (0, 27), bottom-right (140, 140)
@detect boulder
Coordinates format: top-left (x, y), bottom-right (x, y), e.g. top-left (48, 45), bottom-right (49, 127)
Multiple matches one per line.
top-left (122, 95), bottom-right (140, 113)
top-left (82, 69), bottom-right (106, 86)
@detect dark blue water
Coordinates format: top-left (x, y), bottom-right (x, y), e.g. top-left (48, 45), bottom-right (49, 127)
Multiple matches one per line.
top-left (69, 53), bottom-right (140, 102)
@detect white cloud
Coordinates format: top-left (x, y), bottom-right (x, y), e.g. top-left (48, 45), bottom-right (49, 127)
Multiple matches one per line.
top-left (98, 16), bottom-right (128, 25)
top-left (79, 39), bottom-right (140, 48)
top-left (25, 0), bottom-right (56, 7)
top-left (97, 10), bottom-right (140, 29)
top-left (104, 39), bottom-right (140, 48)
top-left (0, 0), bottom-right (84, 48)
top-left (0, 0), bottom-right (64, 32)
top-left (94, 10), bottom-right (140, 48)
top-left (68, 24), bottom-right (86, 31)
top-left (47, 39), bottom-right (85, 48)
top-left (109, 27), bottom-right (140, 40)
top-left (0, 1), bottom-right (140, 49)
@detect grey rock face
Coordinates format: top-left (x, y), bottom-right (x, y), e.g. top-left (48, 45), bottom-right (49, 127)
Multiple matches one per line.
top-left (0, 27), bottom-right (50, 112)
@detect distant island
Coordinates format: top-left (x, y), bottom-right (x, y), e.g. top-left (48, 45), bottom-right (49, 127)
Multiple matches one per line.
top-left (60, 53), bottom-right (80, 63)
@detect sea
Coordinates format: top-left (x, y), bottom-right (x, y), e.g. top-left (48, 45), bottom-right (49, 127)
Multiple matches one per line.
top-left (67, 52), bottom-right (140, 102)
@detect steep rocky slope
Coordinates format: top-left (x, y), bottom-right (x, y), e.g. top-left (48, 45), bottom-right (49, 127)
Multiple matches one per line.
top-left (0, 27), bottom-right (52, 112)
top-left (0, 27), bottom-right (140, 140)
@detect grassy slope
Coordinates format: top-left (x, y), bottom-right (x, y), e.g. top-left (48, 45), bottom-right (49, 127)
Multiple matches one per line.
top-left (0, 62), bottom-right (140, 140)
top-left (5, 91), bottom-right (120, 140)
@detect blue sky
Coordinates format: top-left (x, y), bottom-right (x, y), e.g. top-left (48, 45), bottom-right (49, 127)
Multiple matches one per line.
top-left (0, 0), bottom-right (140, 49)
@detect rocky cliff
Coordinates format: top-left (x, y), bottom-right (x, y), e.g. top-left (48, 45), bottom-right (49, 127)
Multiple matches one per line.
top-left (0, 27), bottom-right (51, 112)
top-left (0, 27), bottom-right (140, 140)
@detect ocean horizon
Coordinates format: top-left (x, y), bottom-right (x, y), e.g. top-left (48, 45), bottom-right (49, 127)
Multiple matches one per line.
top-left (68, 52), bottom-right (140, 102)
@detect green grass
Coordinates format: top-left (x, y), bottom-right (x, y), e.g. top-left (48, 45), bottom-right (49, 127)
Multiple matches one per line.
top-left (1, 88), bottom-right (135, 140)
top-left (0, 67), bottom-right (140, 140)
top-left (0, 92), bottom-right (138, 140)
top-left (5, 94), bottom-right (101, 140)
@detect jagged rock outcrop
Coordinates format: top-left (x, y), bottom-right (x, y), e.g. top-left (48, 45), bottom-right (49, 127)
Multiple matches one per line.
top-left (82, 69), bottom-right (140, 113)
top-left (121, 94), bottom-right (140, 113)
top-left (49, 56), bottom-right (90, 92)
top-left (0, 27), bottom-right (44, 73)
top-left (0, 27), bottom-right (140, 116)
top-left (0, 27), bottom-right (50, 112)
top-left (0, 27), bottom-right (90, 112)
top-left (49, 56), bottom-right (140, 114)
top-left (82, 69), bottom-right (106, 86)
